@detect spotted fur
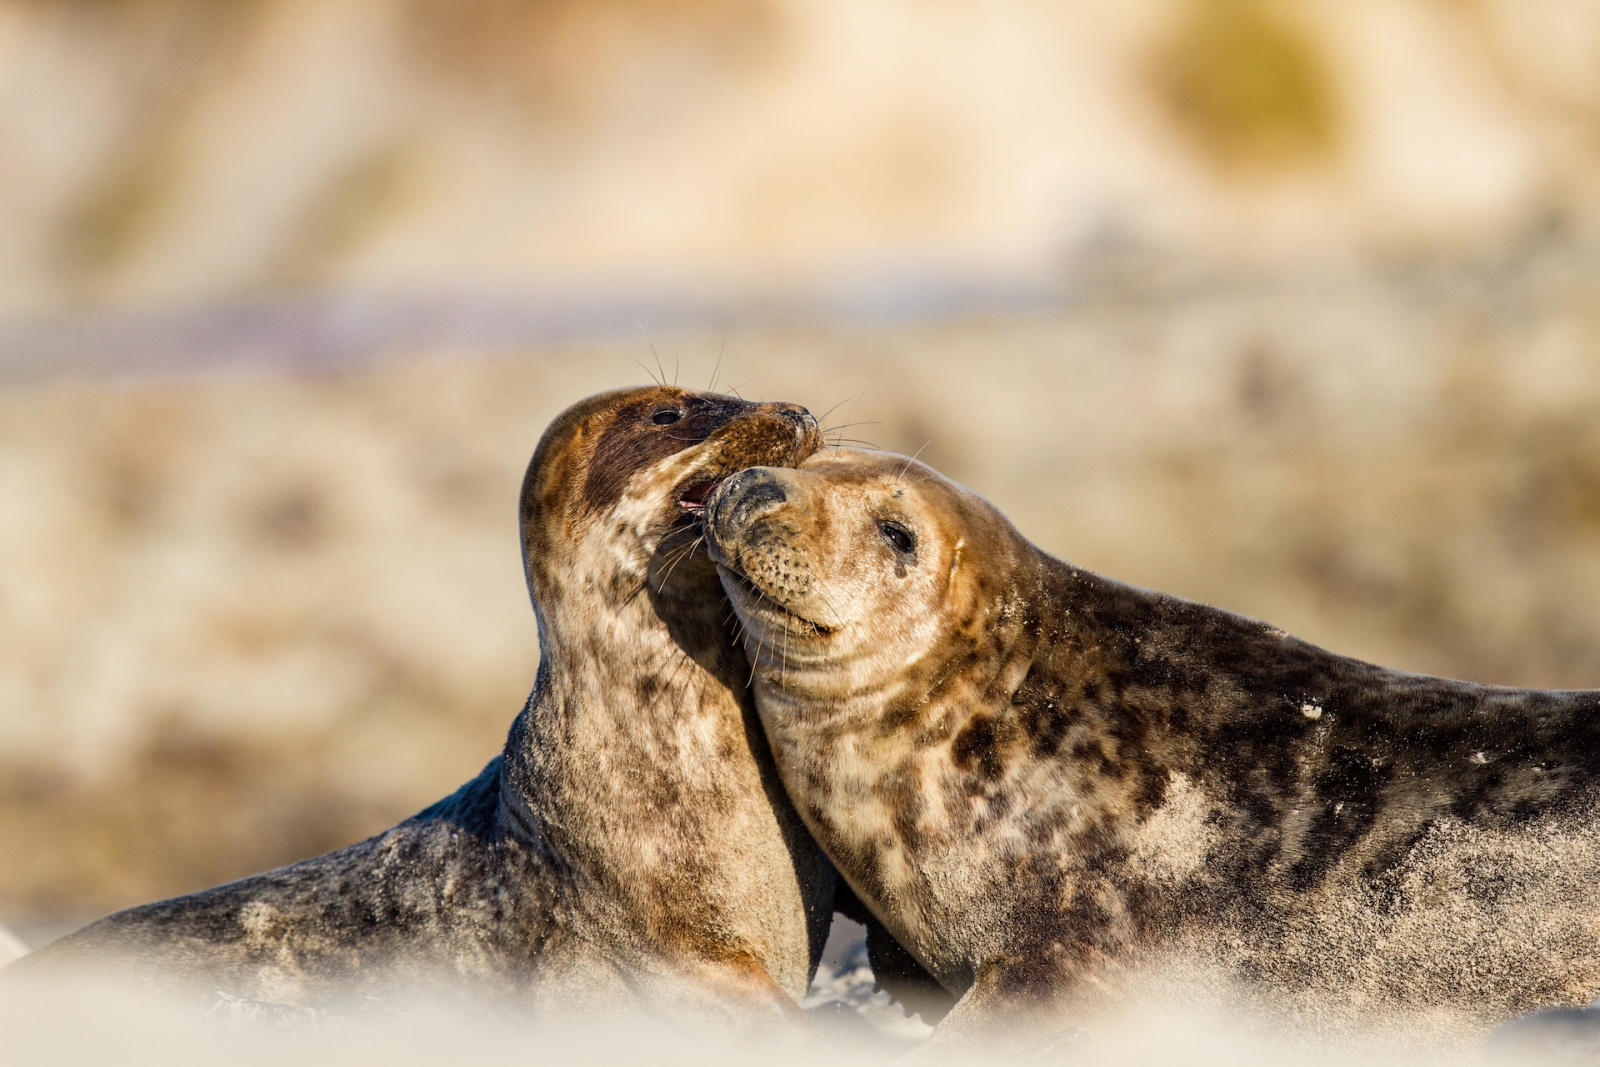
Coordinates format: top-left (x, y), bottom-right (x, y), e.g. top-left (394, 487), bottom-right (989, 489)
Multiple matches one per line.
top-left (11, 388), bottom-right (839, 1029)
top-left (706, 449), bottom-right (1600, 1050)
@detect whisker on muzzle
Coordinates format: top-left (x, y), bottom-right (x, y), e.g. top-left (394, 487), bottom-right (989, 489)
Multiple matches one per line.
top-left (656, 534), bottom-right (706, 590)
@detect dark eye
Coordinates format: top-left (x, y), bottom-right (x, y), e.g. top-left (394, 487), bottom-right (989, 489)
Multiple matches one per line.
top-left (650, 409), bottom-right (682, 425)
top-left (879, 520), bottom-right (915, 555)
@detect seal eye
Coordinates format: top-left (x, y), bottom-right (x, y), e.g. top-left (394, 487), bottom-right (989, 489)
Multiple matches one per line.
top-left (650, 409), bottom-right (682, 425)
top-left (879, 520), bottom-right (915, 555)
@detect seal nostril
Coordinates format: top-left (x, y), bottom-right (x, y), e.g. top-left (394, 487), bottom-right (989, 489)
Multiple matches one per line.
top-left (775, 406), bottom-right (816, 431)
top-left (734, 480), bottom-right (786, 519)
top-left (715, 474), bottom-right (789, 537)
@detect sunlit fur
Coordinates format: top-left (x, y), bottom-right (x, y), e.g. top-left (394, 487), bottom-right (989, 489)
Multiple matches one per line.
top-left (10, 387), bottom-right (834, 1033)
top-left (707, 448), bottom-right (1600, 1052)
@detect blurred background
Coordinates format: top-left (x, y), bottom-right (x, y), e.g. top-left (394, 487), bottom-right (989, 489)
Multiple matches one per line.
top-left (3, 0), bottom-right (1600, 943)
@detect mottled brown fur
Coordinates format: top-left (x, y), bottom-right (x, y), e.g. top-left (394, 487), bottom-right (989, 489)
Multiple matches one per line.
top-left (707, 449), bottom-right (1600, 1051)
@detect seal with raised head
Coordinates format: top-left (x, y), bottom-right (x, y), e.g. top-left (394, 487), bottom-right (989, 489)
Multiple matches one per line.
top-left (12, 387), bottom-right (839, 1028)
top-left (705, 448), bottom-right (1600, 1049)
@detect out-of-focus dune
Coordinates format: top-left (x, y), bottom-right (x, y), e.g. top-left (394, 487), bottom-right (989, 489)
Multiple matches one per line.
top-left (2, 0), bottom-right (1599, 320)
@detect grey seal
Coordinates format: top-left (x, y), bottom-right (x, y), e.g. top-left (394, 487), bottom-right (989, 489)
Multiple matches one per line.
top-left (705, 448), bottom-right (1600, 1049)
top-left (11, 387), bottom-right (840, 1030)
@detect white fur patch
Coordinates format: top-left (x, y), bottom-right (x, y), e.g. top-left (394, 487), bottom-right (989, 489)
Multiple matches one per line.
top-left (1127, 774), bottom-right (1218, 884)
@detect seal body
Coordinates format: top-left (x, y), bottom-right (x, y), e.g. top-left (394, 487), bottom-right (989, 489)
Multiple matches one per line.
top-left (705, 449), bottom-right (1600, 1048)
top-left (13, 387), bottom-right (836, 1027)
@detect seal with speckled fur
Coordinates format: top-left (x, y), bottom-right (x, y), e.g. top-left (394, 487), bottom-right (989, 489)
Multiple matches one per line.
top-left (705, 448), bottom-right (1600, 1050)
top-left (10, 387), bottom-right (843, 1029)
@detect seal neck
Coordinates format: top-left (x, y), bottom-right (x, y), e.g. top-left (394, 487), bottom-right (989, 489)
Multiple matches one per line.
top-left (497, 546), bottom-right (760, 877)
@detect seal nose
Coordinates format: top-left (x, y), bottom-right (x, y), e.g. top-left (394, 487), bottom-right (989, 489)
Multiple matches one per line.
top-left (768, 402), bottom-right (820, 450)
top-left (710, 469), bottom-right (790, 544)
top-left (774, 403), bottom-right (812, 427)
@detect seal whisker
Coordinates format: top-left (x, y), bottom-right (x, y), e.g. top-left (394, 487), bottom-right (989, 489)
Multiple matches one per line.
top-left (819, 419), bottom-right (881, 435)
top-left (747, 641), bottom-right (763, 687)
top-left (634, 322), bottom-right (668, 388)
top-left (746, 586), bottom-right (779, 686)
top-left (618, 575), bottom-right (652, 608)
top-left (658, 535), bottom-right (707, 590)
top-left (812, 398), bottom-right (855, 429)
top-left (630, 356), bottom-right (662, 387)
top-left (814, 400), bottom-right (872, 445)
top-left (892, 441), bottom-right (932, 486)
top-left (781, 615), bottom-right (793, 687)
top-left (656, 524), bottom-right (700, 559)
top-left (746, 610), bottom-right (765, 685)
top-left (658, 539), bottom-right (697, 574)
top-left (708, 340), bottom-right (725, 393)
top-left (652, 646), bottom-right (700, 718)
top-left (835, 392), bottom-right (866, 451)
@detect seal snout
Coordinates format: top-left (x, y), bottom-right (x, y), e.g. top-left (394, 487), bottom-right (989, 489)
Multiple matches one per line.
top-left (771, 402), bottom-right (811, 426)
top-left (708, 468), bottom-right (791, 550)
top-left (773, 402), bottom-right (818, 437)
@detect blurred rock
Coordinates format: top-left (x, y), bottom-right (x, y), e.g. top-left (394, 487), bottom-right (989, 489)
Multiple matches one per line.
top-left (0, 921), bottom-right (27, 965)
top-left (1489, 1006), bottom-right (1600, 1063)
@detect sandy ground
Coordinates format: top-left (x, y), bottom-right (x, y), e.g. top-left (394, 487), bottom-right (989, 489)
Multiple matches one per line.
top-left (0, 912), bottom-right (935, 1049)
top-left (3, 914), bottom-right (1575, 1065)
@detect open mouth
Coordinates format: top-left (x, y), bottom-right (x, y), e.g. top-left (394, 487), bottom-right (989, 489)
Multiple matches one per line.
top-left (676, 478), bottom-right (722, 515)
top-left (720, 567), bottom-right (834, 637)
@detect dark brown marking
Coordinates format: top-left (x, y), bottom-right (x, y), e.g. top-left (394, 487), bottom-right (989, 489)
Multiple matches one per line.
top-left (583, 392), bottom-right (747, 514)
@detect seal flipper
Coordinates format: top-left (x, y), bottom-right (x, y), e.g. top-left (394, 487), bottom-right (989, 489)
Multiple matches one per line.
top-left (832, 880), bottom-right (955, 1024)
top-left (7, 757), bottom-right (545, 1008)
